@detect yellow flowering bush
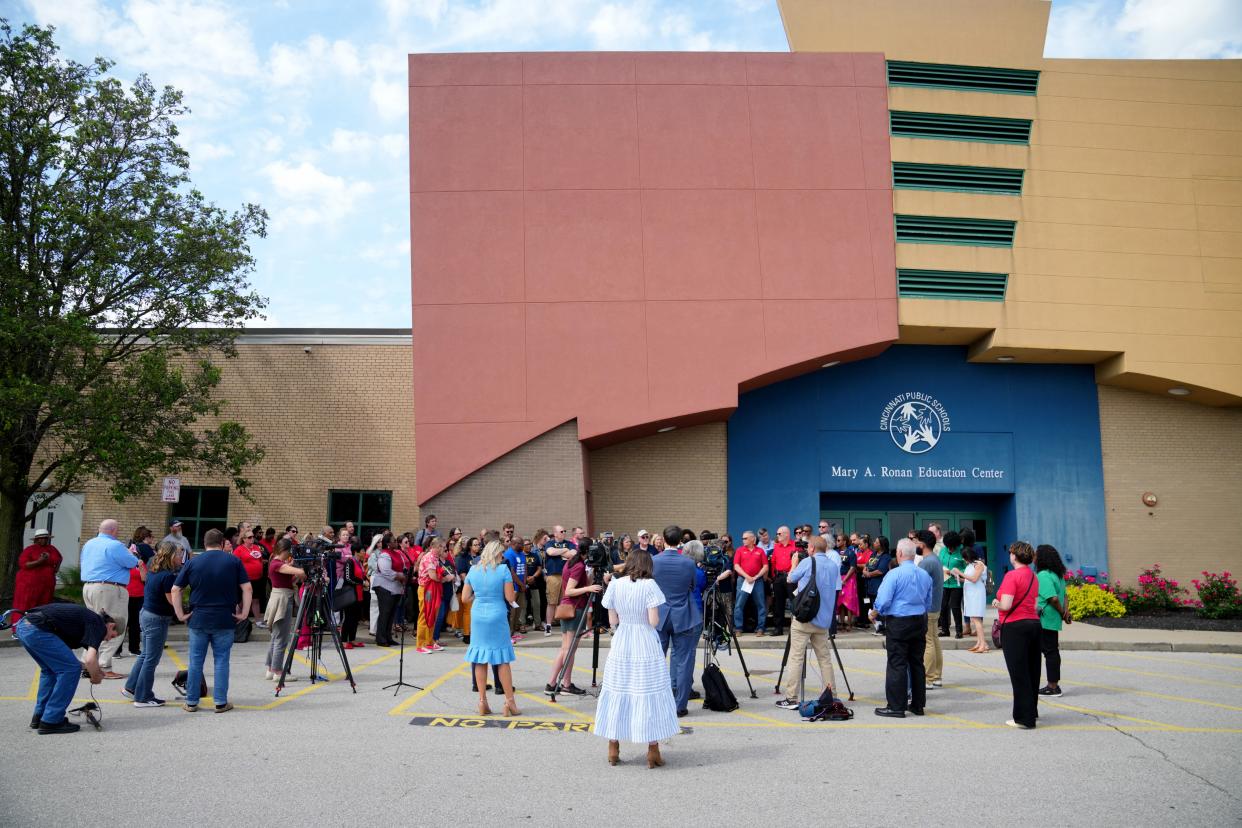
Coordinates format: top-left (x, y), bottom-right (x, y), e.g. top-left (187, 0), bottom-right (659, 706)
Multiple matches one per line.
top-left (1067, 584), bottom-right (1126, 620)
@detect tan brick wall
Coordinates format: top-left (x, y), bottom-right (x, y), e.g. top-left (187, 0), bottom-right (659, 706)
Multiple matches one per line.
top-left (421, 421), bottom-right (586, 537)
top-left (1099, 386), bottom-right (1242, 590)
top-left (588, 423), bottom-right (727, 538)
top-left (79, 341), bottom-right (418, 547)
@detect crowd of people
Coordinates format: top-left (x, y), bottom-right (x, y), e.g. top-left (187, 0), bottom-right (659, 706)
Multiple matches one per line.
top-left (8, 513), bottom-right (1071, 745)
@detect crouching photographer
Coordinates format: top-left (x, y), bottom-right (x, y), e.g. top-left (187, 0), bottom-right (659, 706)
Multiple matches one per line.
top-left (775, 535), bottom-right (840, 711)
top-left (8, 604), bottom-right (119, 734)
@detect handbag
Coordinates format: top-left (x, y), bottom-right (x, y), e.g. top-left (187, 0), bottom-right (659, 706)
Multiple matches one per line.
top-left (554, 601), bottom-right (576, 621)
top-left (333, 586), bottom-right (358, 612)
top-left (791, 556), bottom-right (821, 623)
top-left (992, 570), bottom-right (1034, 649)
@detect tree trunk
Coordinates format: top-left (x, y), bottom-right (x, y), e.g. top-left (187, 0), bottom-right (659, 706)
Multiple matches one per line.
top-left (0, 488), bottom-right (28, 606)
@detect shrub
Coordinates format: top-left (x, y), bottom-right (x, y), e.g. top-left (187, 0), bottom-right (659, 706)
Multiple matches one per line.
top-left (1067, 584), bottom-right (1126, 620)
top-left (1066, 569), bottom-right (1110, 587)
top-left (1109, 563), bottom-right (1183, 615)
top-left (1191, 571), bottom-right (1242, 620)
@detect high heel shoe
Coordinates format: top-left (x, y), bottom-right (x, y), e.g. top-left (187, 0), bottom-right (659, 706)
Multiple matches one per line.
top-left (503, 699), bottom-right (522, 717)
top-left (608, 740), bottom-right (620, 766)
top-left (478, 700), bottom-right (493, 716)
top-left (646, 743), bottom-right (664, 768)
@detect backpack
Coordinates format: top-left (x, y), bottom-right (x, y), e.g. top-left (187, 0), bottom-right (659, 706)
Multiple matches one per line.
top-left (234, 617), bottom-right (253, 643)
top-left (791, 556), bottom-right (821, 623)
top-left (701, 662), bottom-right (739, 712)
top-left (799, 686), bottom-right (854, 722)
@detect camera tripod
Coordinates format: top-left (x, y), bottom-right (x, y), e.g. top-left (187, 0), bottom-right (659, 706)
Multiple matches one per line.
top-left (275, 566), bottom-right (356, 695)
top-left (773, 606), bottom-right (854, 701)
top-left (701, 582), bottom-right (757, 698)
top-left (383, 577), bottom-right (424, 696)
top-left (547, 583), bottom-right (608, 703)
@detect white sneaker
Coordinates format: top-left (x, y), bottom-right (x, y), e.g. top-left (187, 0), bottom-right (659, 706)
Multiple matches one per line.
top-left (543, 624), bottom-right (551, 636)
top-left (121, 688), bottom-right (134, 699)
top-left (133, 699), bottom-right (165, 708)
top-left (264, 670), bottom-right (274, 681)
top-left (256, 621), bottom-right (269, 629)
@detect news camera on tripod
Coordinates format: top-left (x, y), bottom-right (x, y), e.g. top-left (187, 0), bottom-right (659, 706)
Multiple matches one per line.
top-left (774, 534), bottom-right (854, 711)
top-left (274, 535), bottom-right (356, 695)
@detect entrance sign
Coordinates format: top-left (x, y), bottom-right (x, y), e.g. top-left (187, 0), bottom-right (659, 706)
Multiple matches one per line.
top-left (161, 477), bottom-right (181, 503)
top-left (881, 392), bottom-right (950, 454)
top-left (818, 432), bottom-right (1015, 494)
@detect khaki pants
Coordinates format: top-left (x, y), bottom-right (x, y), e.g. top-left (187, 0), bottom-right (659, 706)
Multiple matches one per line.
top-left (782, 619), bottom-right (836, 701)
top-left (82, 582), bottom-right (128, 669)
top-left (924, 610), bottom-right (943, 683)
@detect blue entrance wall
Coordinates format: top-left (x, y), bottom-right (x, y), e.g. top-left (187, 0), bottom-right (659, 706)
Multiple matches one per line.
top-left (727, 346), bottom-right (1108, 571)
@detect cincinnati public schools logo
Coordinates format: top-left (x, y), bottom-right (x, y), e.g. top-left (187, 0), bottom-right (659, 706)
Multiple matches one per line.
top-left (880, 392), bottom-right (951, 455)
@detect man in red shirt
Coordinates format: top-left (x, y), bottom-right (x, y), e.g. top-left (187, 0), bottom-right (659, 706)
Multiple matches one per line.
top-left (767, 525), bottom-right (797, 636)
top-left (732, 531), bottom-right (768, 635)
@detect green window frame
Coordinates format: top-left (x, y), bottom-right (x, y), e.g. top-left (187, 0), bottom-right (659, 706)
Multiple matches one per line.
top-left (886, 60), bottom-right (1040, 95)
top-left (892, 162), bottom-right (1024, 195)
top-left (328, 490), bottom-right (392, 544)
top-left (889, 110), bottom-right (1031, 144)
top-left (895, 214), bottom-right (1016, 247)
top-left (897, 268), bottom-right (1008, 301)
top-left (169, 486), bottom-right (230, 551)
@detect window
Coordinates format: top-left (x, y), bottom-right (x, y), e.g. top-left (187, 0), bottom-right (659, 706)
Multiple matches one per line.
top-left (328, 490), bottom-right (392, 544)
top-left (892, 162), bottom-right (1024, 195)
top-left (897, 268), bottom-right (1008, 301)
top-left (170, 486), bottom-right (229, 550)
top-left (895, 215), bottom-right (1016, 247)
top-left (889, 111), bottom-right (1031, 144)
top-left (886, 61), bottom-right (1040, 95)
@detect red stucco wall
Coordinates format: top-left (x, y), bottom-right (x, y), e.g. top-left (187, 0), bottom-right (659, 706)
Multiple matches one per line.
top-left (410, 51), bottom-right (897, 503)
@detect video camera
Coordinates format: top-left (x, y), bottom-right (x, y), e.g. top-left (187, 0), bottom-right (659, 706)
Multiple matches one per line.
top-left (291, 537), bottom-right (345, 578)
top-left (584, 540), bottom-right (611, 574)
top-left (700, 531), bottom-right (728, 582)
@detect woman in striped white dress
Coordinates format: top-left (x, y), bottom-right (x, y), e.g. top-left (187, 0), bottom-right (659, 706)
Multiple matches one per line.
top-left (593, 550), bottom-right (679, 768)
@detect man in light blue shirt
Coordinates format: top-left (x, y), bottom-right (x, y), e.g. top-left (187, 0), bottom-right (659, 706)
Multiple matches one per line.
top-left (776, 535), bottom-right (842, 709)
top-left (869, 541), bottom-right (931, 718)
top-left (79, 519), bottom-right (138, 675)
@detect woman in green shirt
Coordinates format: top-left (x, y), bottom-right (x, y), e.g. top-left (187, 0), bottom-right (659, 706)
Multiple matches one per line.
top-left (1035, 545), bottom-right (1072, 697)
top-left (937, 532), bottom-right (966, 638)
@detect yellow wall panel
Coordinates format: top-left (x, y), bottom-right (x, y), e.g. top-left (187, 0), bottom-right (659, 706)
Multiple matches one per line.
top-left (1198, 230), bottom-right (1242, 259)
top-left (887, 87), bottom-right (1038, 120)
top-left (1039, 71), bottom-right (1242, 107)
top-left (1194, 204), bottom-right (1242, 232)
top-left (1202, 257), bottom-right (1242, 291)
top-left (894, 190), bottom-right (1021, 221)
top-left (895, 243), bottom-right (1013, 274)
top-left (1013, 247), bottom-right (1203, 282)
top-left (1192, 177), bottom-right (1242, 206)
top-left (1017, 222), bottom-right (1201, 256)
top-left (890, 136), bottom-right (1029, 169)
top-left (1033, 121), bottom-right (1242, 158)
top-left (1024, 169), bottom-right (1192, 204)
top-left (1035, 96), bottom-right (1242, 132)
top-left (1021, 197), bottom-right (1198, 231)
top-left (1007, 274), bottom-right (1216, 309)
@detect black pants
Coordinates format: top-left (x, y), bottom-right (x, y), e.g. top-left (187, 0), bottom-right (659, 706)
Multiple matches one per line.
top-left (374, 586), bottom-right (399, 646)
top-left (883, 614), bottom-right (927, 712)
top-left (1002, 618), bottom-right (1042, 726)
top-left (767, 574), bottom-right (790, 634)
top-left (1040, 628), bottom-right (1061, 684)
top-left (471, 663), bottom-right (503, 692)
top-left (127, 596), bottom-right (144, 653)
top-left (939, 588), bottom-right (963, 636)
top-left (341, 600), bottom-right (363, 643)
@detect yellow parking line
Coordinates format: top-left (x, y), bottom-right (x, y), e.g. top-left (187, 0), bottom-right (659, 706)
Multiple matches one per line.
top-left (1060, 659), bottom-right (1242, 689)
top-left (293, 652), bottom-right (342, 681)
top-left (163, 646), bottom-right (186, 670)
top-left (1114, 653), bottom-right (1242, 676)
top-left (27, 670), bottom-right (39, 700)
top-left (515, 690), bottom-right (594, 720)
top-left (942, 681), bottom-right (1187, 730)
top-left (389, 663), bottom-right (468, 715)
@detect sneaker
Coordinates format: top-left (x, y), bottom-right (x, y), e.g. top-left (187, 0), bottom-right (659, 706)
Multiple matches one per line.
top-left (415, 646), bottom-right (432, 654)
top-left (37, 720), bottom-right (80, 735)
top-left (343, 642), bottom-right (355, 650)
top-left (775, 698), bottom-right (800, 709)
top-left (133, 699), bottom-right (166, 708)
top-left (182, 704), bottom-right (199, 713)
top-left (30, 714), bottom-right (42, 729)
top-left (353, 642), bottom-right (365, 648)
top-left (543, 624), bottom-right (552, 636)
top-left (1038, 685), bottom-right (1063, 697)
top-left (264, 670), bottom-right (274, 681)
top-left (544, 683), bottom-right (557, 693)
top-left (256, 621), bottom-right (269, 629)
top-left (215, 703), bottom-right (234, 713)
top-left (121, 688), bottom-right (134, 699)
top-left (511, 633), bottom-right (525, 642)
top-left (931, 680), bottom-right (942, 687)
top-left (1005, 719), bottom-right (1035, 730)
top-left (561, 684), bottom-right (587, 696)
top-left (430, 643), bottom-right (444, 652)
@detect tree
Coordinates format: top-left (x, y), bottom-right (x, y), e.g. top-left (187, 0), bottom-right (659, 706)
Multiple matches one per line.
top-left (0, 22), bottom-right (268, 602)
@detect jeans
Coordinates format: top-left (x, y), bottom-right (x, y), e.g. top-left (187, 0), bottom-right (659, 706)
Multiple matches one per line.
top-left (186, 626), bottom-right (235, 707)
top-left (733, 578), bottom-right (766, 632)
top-left (124, 610), bottom-right (171, 702)
top-left (15, 620), bottom-right (81, 725)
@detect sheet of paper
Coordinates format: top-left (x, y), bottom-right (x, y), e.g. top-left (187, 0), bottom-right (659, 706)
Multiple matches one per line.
top-left (740, 579), bottom-right (754, 594)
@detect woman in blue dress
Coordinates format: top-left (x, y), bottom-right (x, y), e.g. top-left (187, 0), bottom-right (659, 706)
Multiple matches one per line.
top-left (462, 541), bottom-right (521, 717)
top-left (594, 550), bottom-right (679, 768)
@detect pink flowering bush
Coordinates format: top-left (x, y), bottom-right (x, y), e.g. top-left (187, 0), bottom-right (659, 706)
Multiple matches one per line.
top-left (1191, 571), bottom-right (1242, 620)
top-left (1106, 563), bottom-right (1182, 615)
top-left (1065, 569), bottom-right (1109, 587)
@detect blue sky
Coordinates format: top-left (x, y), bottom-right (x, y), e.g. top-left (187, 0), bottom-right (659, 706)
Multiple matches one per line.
top-left (12, 0), bottom-right (1242, 327)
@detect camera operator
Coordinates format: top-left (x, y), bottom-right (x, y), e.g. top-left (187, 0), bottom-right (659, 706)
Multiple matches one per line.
top-left (264, 539), bottom-right (305, 680)
top-left (545, 539), bottom-right (603, 696)
top-left (14, 604), bottom-right (119, 734)
top-left (775, 535), bottom-right (840, 710)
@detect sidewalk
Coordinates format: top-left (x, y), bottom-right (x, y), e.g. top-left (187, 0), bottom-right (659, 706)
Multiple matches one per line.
top-left (9, 611), bottom-right (1240, 653)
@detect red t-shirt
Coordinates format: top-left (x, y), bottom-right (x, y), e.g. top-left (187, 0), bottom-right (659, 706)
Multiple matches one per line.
top-left (126, 566), bottom-right (145, 598)
top-left (770, 542), bottom-right (796, 573)
top-left (268, 557), bottom-right (295, 590)
top-left (998, 567), bottom-right (1039, 622)
top-left (234, 544), bottom-right (265, 581)
top-left (734, 546), bottom-right (766, 578)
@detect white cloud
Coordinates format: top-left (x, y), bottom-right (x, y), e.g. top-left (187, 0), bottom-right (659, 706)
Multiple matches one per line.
top-left (588, 2), bottom-right (653, 49)
top-left (384, 0), bottom-right (448, 26)
top-left (260, 160), bottom-right (375, 229)
top-left (1046, 0), bottom-right (1242, 58)
top-left (328, 129), bottom-right (406, 159)
top-left (369, 75), bottom-right (407, 122)
top-left (269, 34), bottom-right (364, 88)
top-left (359, 237), bottom-right (411, 264)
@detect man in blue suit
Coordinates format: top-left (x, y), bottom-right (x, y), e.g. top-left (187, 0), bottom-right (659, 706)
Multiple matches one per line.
top-left (652, 524), bottom-right (702, 717)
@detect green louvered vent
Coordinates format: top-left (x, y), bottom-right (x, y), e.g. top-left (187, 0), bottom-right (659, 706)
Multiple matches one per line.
top-left (887, 61), bottom-right (1040, 94)
top-left (897, 269), bottom-right (1008, 301)
top-left (893, 162), bottom-right (1024, 194)
top-left (890, 110), bottom-right (1031, 144)
top-left (895, 214), bottom-right (1016, 247)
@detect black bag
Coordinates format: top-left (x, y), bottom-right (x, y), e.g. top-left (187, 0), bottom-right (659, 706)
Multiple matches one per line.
top-left (333, 586), bottom-right (358, 612)
top-left (802, 686), bottom-right (854, 722)
top-left (172, 669), bottom-right (209, 698)
top-left (792, 556), bottom-right (821, 624)
top-left (701, 662), bottom-right (738, 712)
top-left (234, 617), bottom-right (253, 643)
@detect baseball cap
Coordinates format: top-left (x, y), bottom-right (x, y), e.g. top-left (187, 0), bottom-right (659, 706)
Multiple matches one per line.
top-left (169, 520), bottom-right (182, 528)
top-left (637, 529), bottom-right (650, 538)
top-left (33, 528), bottom-right (50, 538)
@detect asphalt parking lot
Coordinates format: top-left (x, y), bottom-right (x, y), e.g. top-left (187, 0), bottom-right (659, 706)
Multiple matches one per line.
top-left (2, 636), bottom-right (1239, 826)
